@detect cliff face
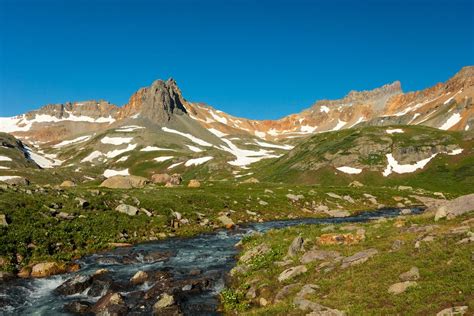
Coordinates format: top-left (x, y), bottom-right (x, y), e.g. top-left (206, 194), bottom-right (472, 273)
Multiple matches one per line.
top-left (118, 78), bottom-right (187, 123)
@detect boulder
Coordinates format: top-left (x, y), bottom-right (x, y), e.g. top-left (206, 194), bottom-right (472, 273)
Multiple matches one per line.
top-left (240, 244), bottom-right (270, 263)
top-left (55, 274), bottom-right (93, 295)
top-left (217, 215), bottom-right (235, 229)
top-left (31, 262), bottom-right (66, 278)
top-left (1, 176), bottom-right (29, 186)
top-left (188, 179), bottom-right (201, 188)
top-left (63, 301), bottom-right (92, 314)
top-left (436, 306), bottom-right (468, 316)
top-left (92, 292), bottom-right (127, 315)
top-left (153, 293), bottom-right (175, 310)
top-left (341, 249), bottom-right (378, 269)
top-left (130, 270), bottom-right (149, 285)
top-left (287, 236), bottom-right (304, 257)
top-left (300, 250), bottom-right (341, 264)
top-left (286, 194), bottom-right (304, 202)
top-left (60, 180), bottom-right (76, 188)
top-left (278, 265), bottom-right (307, 282)
top-left (324, 210), bottom-right (350, 217)
top-left (151, 173), bottom-right (171, 184)
top-left (388, 281), bottom-right (417, 294)
top-left (100, 175), bottom-right (149, 189)
top-left (0, 214), bottom-right (7, 227)
top-left (399, 266), bottom-right (420, 281)
top-left (115, 204), bottom-right (139, 216)
top-left (349, 181), bottom-right (364, 187)
top-left (75, 197), bottom-right (89, 208)
top-left (168, 174), bottom-right (182, 185)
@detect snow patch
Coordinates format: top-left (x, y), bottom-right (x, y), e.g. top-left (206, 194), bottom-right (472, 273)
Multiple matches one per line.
top-left (103, 169), bottom-right (129, 178)
top-left (0, 166), bottom-right (9, 170)
top-left (300, 125), bottom-right (317, 133)
top-left (0, 156), bottom-right (12, 162)
top-left (209, 111), bottom-right (228, 124)
top-left (168, 162), bottom-right (183, 169)
top-left (162, 127), bottom-right (213, 147)
top-left (219, 138), bottom-right (280, 167)
top-left (208, 128), bottom-right (228, 137)
top-left (101, 136), bottom-right (133, 145)
top-left (439, 113), bottom-right (462, 130)
top-left (332, 119), bottom-right (347, 131)
top-left (184, 156), bottom-right (213, 167)
top-left (105, 144), bottom-right (137, 158)
top-left (254, 140), bottom-right (294, 150)
top-left (116, 156), bottom-right (129, 162)
top-left (254, 131), bottom-right (266, 139)
top-left (53, 135), bottom-right (91, 148)
top-left (0, 176), bottom-right (22, 181)
top-left (81, 151), bottom-right (103, 163)
top-left (386, 129), bottom-right (404, 134)
top-left (448, 148), bottom-right (463, 155)
top-left (383, 153), bottom-right (437, 177)
top-left (115, 125), bottom-right (144, 132)
top-left (320, 106), bottom-right (330, 113)
top-left (154, 156), bottom-right (174, 162)
top-left (336, 166), bottom-right (362, 174)
top-left (140, 146), bottom-right (174, 152)
top-left (186, 145), bottom-right (203, 152)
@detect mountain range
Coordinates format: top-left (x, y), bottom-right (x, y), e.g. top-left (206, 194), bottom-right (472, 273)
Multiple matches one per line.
top-left (0, 66), bottom-right (472, 189)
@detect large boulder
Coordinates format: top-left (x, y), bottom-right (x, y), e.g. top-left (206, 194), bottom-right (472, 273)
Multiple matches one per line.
top-left (287, 236), bottom-right (304, 257)
top-left (100, 175), bottom-right (148, 189)
top-left (0, 176), bottom-right (29, 186)
top-left (60, 180), bottom-right (76, 188)
top-left (55, 274), bottom-right (93, 295)
top-left (152, 173), bottom-right (171, 184)
top-left (115, 204), bottom-right (139, 216)
top-left (388, 281), bottom-right (417, 294)
top-left (278, 265), bottom-right (307, 282)
top-left (31, 262), bottom-right (66, 278)
top-left (91, 292), bottom-right (128, 315)
top-left (433, 194), bottom-right (474, 221)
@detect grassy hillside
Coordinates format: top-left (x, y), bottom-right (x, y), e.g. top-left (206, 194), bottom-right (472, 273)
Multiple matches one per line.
top-left (254, 126), bottom-right (474, 194)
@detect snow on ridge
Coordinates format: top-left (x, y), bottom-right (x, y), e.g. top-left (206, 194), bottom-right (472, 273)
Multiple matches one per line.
top-left (115, 125), bottom-right (145, 132)
top-left (168, 162), bottom-right (183, 169)
top-left (141, 146), bottom-right (175, 152)
top-left (209, 111), bottom-right (228, 124)
top-left (0, 156), bottom-right (12, 162)
top-left (383, 153), bottom-right (436, 177)
top-left (81, 151), bottom-right (103, 163)
top-left (162, 127), bottom-right (213, 147)
top-left (300, 125), bottom-right (317, 133)
top-left (255, 140), bottom-right (294, 150)
top-left (154, 156), bottom-right (174, 162)
top-left (336, 166), bottom-right (362, 174)
top-left (186, 145), bottom-right (203, 152)
top-left (386, 128), bottom-right (404, 134)
top-left (439, 113), bottom-right (462, 130)
top-left (219, 138), bottom-right (280, 167)
top-left (208, 128), bottom-right (228, 138)
top-left (101, 136), bottom-right (133, 145)
top-left (254, 131), bottom-right (266, 139)
top-left (320, 105), bottom-right (330, 113)
top-left (184, 156), bottom-right (213, 167)
top-left (53, 135), bottom-right (91, 148)
top-left (103, 168), bottom-right (129, 178)
top-left (105, 144), bottom-right (137, 158)
top-left (332, 119), bottom-right (347, 131)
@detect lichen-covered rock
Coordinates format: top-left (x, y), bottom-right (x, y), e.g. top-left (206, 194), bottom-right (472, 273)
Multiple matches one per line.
top-left (100, 175), bottom-right (148, 189)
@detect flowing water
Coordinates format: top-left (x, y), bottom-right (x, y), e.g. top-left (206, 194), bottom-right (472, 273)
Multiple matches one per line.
top-left (0, 207), bottom-right (423, 315)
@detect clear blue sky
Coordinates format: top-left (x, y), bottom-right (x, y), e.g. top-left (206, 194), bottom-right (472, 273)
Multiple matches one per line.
top-left (0, 0), bottom-right (473, 119)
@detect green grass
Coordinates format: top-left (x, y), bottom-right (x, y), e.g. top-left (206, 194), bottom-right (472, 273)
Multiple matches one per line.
top-left (225, 212), bottom-right (474, 315)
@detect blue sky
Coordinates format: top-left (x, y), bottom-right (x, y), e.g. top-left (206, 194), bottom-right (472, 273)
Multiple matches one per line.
top-left (0, 0), bottom-right (473, 119)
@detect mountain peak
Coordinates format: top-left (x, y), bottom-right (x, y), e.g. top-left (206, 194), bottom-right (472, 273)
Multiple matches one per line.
top-left (118, 78), bottom-right (187, 123)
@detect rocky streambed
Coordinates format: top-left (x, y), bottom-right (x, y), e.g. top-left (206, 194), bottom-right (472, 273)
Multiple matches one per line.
top-left (0, 207), bottom-right (423, 315)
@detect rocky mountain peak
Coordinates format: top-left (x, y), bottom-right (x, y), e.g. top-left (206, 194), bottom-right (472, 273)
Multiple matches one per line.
top-left (118, 78), bottom-right (187, 123)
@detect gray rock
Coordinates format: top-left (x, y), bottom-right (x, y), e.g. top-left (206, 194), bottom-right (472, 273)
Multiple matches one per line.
top-left (274, 283), bottom-right (299, 302)
top-left (391, 239), bottom-right (404, 251)
top-left (115, 204), bottom-right (139, 216)
top-left (341, 249), bottom-right (378, 269)
top-left (399, 267), bottom-right (420, 281)
top-left (287, 194), bottom-right (304, 202)
top-left (287, 236), bottom-right (304, 257)
top-left (388, 281), bottom-right (417, 294)
top-left (301, 250), bottom-right (341, 264)
top-left (278, 265), bottom-right (307, 282)
top-left (296, 284), bottom-right (319, 298)
top-left (240, 244), bottom-right (270, 263)
top-left (436, 306), bottom-right (468, 316)
top-left (75, 198), bottom-right (89, 209)
top-left (326, 192), bottom-right (342, 199)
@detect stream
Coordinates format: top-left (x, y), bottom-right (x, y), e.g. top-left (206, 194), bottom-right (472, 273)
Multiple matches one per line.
top-left (0, 207), bottom-right (423, 315)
